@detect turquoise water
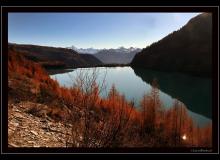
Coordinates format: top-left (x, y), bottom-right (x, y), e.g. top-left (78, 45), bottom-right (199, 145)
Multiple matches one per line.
top-left (50, 67), bottom-right (212, 127)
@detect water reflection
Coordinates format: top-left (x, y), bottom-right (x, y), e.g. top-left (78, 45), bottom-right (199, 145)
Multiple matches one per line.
top-left (50, 66), bottom-right (212, 127)
top-left (132, 67), bottom-right (212, 119)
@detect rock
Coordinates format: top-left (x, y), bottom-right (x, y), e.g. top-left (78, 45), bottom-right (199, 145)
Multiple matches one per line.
top-left (30, 130), bottom-right (38, 136)
top-left (20, 126), bottom-right (28, 129)
top-left (14, 108), bottom-right (21, 112)
top-left (42, 138), bottom-right (49, 141)
top-left (46, 132), bottom-right (52, 135)
top-left (9, 143), bottom-right (19, 147)
top-left (8, 128), bottom-right (13, 133)
top-left (13, 112), bottom-right (24, 119)
top-left (33, 145), bottom-right (40, 147)
top-left (57, 137), bottom-right (65, 143)
top-left (42, 127), bottom-right (49, 131)
top-left (12, 122), bottom-right (19, 127)
top-left (27, 141), bottom-right (34, 144)
top-left (40, 119), bottom-right (47, 123)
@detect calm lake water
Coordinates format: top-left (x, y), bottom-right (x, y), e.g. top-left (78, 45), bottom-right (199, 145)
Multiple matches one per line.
top-left (50, 67), bottom-right (212, 127)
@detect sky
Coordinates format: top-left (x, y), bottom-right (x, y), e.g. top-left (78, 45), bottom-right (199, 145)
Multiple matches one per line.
top-left (8, 12), bottom-right (200, 49)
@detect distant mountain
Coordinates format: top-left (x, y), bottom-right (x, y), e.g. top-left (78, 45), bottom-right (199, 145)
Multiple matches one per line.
top-left (131, 13), bottom-right (212, 77)
top-left (94, 47), bottom-right (141, 64)
top-left (68, 45), bottom-right (100, 54)
top-left (8, 43), bottom-right (103, 69)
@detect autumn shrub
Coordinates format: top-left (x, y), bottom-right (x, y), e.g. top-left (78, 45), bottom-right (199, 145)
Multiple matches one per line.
top-left (56, 69), bottom-right (212, 148)
top-left (8, 49), bottom-right (212, 148)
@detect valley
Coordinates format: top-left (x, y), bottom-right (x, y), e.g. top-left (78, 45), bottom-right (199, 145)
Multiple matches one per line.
top-left (6, 12), bottom-right (214, 149)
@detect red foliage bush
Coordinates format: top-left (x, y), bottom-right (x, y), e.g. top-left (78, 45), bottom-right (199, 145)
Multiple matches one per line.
top-left (8, 49), bottom-right (212, 148)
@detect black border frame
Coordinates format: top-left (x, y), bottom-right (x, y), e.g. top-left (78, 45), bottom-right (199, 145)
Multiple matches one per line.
top-left (1, 6), bottom-right (219, 154)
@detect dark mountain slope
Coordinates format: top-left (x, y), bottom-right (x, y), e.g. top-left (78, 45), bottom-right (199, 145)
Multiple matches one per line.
top-left (8, 43), bottom-right (103, 69)
top-left (131, 13), bottom-right (212, 77)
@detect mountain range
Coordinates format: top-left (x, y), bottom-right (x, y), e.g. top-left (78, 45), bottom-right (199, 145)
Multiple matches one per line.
top-left (94, 47), bottom-right (141, 64)
top-left (9, 12), bottom-right (212, 75)
top-left (68, 46), bottom-right (100, 54)
top-left (68, 46), bottom-right (141, 64)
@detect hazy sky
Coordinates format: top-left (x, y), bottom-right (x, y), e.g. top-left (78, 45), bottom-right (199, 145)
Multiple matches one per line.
top-left (8, 13), bottom-right (200, 49)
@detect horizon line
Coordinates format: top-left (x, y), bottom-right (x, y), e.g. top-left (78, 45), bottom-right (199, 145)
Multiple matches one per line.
top-left (8, 42), bottom-right (145, 50)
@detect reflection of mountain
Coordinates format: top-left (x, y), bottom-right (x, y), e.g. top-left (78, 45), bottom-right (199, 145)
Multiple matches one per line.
top-left (133, 67), bottom-right (212, 118)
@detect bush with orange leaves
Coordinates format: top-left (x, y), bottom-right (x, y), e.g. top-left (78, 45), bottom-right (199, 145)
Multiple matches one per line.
top-left (62, 69), bottom-right (137, 147)
top-left (8, 49), bottom-right (212, 148)
top-left (61, 70), bottom-right (212, 148)
top-left (139, 79), bottom-right (212, 147)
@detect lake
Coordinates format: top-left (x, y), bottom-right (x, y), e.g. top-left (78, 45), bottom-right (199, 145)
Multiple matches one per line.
top-left (50, 66), bottom-right (212, 127)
